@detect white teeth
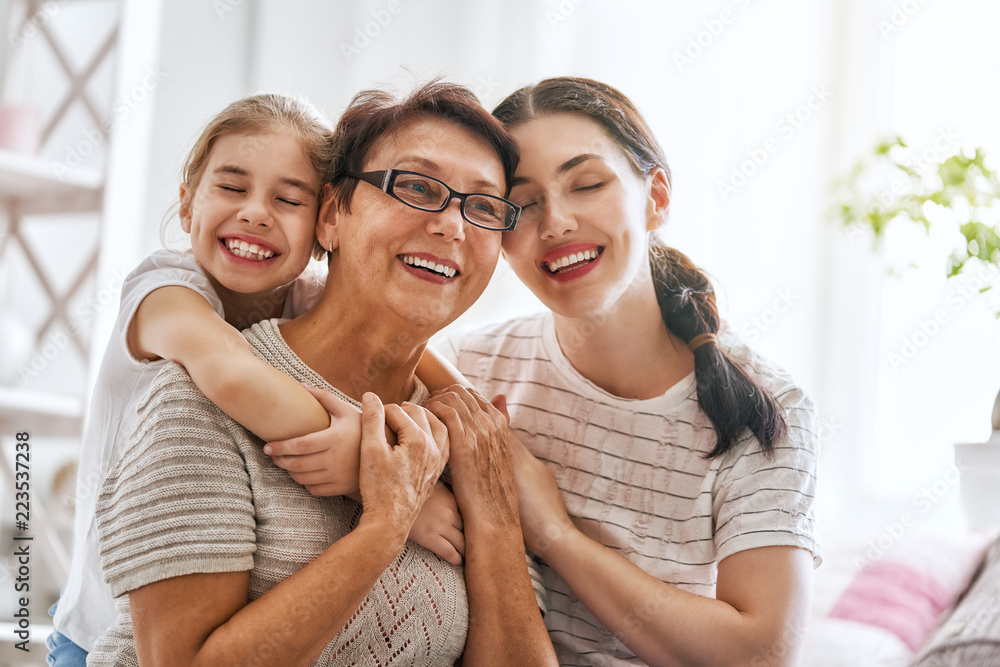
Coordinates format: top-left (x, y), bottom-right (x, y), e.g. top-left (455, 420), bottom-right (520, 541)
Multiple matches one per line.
top-left (225, 239), bottom-right (274, 261)
top-left (401, 254), bottom-right (457, 278)
top-left (546, 248), bottom-right (600, 273)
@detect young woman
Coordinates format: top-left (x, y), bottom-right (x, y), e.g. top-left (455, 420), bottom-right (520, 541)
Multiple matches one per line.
top-left (442, 77), bottom-right (821, 666)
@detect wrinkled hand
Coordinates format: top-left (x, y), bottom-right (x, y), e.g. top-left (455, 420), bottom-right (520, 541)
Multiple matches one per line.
top-left (408, 481), bottom-right (465, 565)
top-left (424, 386), bottom-right (518, 529)
top-left (507, 430), bottom-right (577, 558)
top-left (264, 384), bottom-right (363, 496)
top-left (358, 393), bottom-right (449, 534)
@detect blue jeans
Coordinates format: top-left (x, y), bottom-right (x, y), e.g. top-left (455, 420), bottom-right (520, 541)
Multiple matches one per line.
top-left (46, 602), bottom-right (88, 667)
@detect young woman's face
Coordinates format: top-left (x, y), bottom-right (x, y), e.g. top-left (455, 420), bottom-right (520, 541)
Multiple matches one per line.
top-left (180, 129), bottom-right (321, 297)
top-left (503, 113), bottom-right (668, 319)
top-left (320, 116), bottom-right (505, 332)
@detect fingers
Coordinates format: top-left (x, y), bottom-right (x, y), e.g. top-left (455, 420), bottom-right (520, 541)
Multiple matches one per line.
top-left (360, 392), bottom-right (389, 453)
top-left (491, 394), bottom-right (509, 421)
top-left (430, 527), bottom-right (466, 565)
top-left (303, 384), bottom-right (360, 417)
top-left (263, 433), bottom-right (329, 457)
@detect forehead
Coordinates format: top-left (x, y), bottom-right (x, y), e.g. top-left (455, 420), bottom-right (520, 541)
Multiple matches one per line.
top-left (510, 113), bottom-right (628, 175)
top-left (207, 130), bottom-right (313, 173)
top-left (366, 116), bottom-right (506, 191)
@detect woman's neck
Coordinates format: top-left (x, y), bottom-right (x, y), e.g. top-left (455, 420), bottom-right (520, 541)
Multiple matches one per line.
top-left (278, 293), bottom-right (427, 405)
top-left (211, 277), bottom-right (291, 330)
top-left (552, 277), bottom-right (694, 400)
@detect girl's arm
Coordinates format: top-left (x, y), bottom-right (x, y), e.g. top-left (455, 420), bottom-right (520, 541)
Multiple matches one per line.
top-left (415, 345), bottom-right (471, 391)
top-left (129, 285), bottom-right (332, 441)
top-left (128, 395), bottom-right (447, 667)
top-left (510, 435), bottom-right (814, 667)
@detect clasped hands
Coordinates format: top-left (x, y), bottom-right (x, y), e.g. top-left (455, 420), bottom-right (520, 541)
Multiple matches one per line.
top-left (264, 383), bottom-right (578, 564)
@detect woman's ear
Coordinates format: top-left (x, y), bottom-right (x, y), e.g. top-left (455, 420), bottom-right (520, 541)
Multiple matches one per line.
top-left (645, 168), bottom-right (671, 232)
top-left (178, 184), bottom-right (192, 233)
top-left (316, 183), bottom-right (341, 253)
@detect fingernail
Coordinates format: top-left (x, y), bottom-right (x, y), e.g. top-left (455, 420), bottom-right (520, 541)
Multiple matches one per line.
top-left (263, 445), bottom-right (272, 455)
top-left (363, 392), bottom-right (377, 406)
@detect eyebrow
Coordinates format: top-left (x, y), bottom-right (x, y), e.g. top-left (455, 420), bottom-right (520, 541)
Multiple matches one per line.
top-left (511, 153), bottom-right (604, 188)
top-left (395, 156), bottom-right (501, 193)
top-left (212, 165), bottom-right (316, 194)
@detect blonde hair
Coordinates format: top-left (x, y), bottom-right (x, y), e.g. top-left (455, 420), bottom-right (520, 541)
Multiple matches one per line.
top-left (164, 93), bottom-right (335, 258)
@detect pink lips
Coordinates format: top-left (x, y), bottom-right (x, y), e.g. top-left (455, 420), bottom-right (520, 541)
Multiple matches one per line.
top-left (540, 243), bottom-right (603, 282)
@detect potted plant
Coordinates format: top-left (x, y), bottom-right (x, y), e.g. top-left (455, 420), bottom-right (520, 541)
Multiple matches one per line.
top-left (832, 138), bottom-right (1000, 528)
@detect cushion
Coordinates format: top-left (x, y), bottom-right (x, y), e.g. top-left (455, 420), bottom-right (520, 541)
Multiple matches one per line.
top-left (911, 535), bottom-right (1000, 666)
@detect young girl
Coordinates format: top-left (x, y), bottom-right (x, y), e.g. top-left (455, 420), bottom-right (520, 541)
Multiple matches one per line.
top-left (441, 77), bottom-right (822, 666)
top-left (48, 93), bottom-right (464, 666)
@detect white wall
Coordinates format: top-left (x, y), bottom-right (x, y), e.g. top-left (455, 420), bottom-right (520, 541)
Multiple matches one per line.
top-left (127, 0), bottom-right (1000, 539)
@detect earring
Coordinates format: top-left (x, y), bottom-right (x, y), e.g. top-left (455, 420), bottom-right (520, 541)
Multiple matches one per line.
top-left (328, 241), bottom-right (333, 253)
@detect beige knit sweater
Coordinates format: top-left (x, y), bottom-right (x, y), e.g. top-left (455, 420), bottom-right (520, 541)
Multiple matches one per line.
top-left (90, 319), bottom-right (468, 666)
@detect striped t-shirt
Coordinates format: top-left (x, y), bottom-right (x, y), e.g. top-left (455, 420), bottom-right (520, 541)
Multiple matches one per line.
top-left (441, 312), bottom-right (821, 666)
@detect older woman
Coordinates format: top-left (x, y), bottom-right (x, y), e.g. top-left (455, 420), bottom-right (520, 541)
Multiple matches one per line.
top-left (89, 82), bottom-right (556, 666)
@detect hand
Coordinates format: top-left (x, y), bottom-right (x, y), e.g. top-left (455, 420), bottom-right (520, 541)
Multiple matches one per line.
top-left (423, 386), bottom-right (518, 530)
top-left (358, 393), bottom-right (449, 537)
top-left (408, 481), bottom-right (465, 565)
top-left (507, 430), bottom-right (577, 558)
top-left (263, 385), bottom-right (363, 496)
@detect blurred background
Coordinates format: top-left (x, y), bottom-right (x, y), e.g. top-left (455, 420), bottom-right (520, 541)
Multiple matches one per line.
top-left (0, 0), bottom-right (998, 661)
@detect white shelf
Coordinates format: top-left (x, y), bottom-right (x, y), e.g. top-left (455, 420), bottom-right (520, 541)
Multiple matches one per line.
top-left (0, 387), bottom-right (84, 437)
top-left (0, 149), bottom-right (102, 215)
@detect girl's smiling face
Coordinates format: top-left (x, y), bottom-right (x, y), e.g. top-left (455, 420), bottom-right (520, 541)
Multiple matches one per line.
top-left (180, 129), bottom-right (321, 298)
top-left (502, 112), bottom-right (670, 319)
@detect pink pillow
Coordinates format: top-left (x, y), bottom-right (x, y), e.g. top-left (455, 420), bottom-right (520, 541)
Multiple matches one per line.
top-left (829, 560), bottom-right (954, 651)
top-left (828, 534), bottom-right (991, 652)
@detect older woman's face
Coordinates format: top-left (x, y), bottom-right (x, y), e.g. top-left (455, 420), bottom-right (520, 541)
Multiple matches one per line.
top-left (324, 116), bottom-right (505, 331)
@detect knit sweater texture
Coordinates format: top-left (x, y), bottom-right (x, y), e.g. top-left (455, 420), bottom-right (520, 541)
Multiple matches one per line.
top-left (91, 319), bottom-right (468, 666)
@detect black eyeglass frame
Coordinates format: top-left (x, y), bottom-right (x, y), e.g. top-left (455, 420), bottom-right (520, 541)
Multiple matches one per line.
top-left (349, 169), bottom-right (521, 231)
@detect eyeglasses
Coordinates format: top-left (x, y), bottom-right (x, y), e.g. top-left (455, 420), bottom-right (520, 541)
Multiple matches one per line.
top-left (349, 169), bottom-right (520, 231)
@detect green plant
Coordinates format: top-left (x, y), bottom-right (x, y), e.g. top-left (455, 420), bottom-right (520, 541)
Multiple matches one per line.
top-left (832, 137), bottom-right (1000, 284)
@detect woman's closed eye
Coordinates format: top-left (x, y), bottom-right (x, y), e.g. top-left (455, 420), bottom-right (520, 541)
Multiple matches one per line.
top-left (574, 182), bottom-right (604, 192)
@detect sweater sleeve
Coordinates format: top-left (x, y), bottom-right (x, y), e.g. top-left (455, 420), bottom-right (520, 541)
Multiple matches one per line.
top-left (96, 362), bottom-right (258, 598)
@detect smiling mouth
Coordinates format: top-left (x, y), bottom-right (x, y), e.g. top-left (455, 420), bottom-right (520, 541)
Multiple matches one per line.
top-left (225, 238), bottom-right (275, 261)
top-left (400, 254), bottom-right (458, 279)
top-left (545, 248), bottom-right (602, 274)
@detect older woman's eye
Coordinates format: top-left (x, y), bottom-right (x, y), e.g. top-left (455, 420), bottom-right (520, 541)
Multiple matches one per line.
top-left (394, 176), bottom-right (443, 205)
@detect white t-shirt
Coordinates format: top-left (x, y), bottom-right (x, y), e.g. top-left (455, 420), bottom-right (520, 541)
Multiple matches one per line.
top-left (54, 249), bottom-right (325, 650)
top-left (441, 312), bottom-right (821, 666)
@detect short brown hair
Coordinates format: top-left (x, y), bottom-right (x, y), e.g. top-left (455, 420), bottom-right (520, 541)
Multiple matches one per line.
top-left (327, 80), bottom-right (519, 215)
